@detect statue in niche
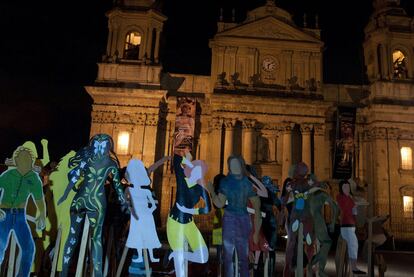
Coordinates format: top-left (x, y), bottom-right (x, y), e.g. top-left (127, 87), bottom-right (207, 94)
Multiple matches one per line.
top-left (216, 72), bottom-right (229, 87)
top-left (393, 56), bottom-right (408, 79)
top-left (249, 74), bottom-right (262, 87)
top-left (305, 78), bottom-right (319, 92)
top-left (230, 72), bottom-right (241, 87)
top-left (258, 137), bottom-right (270, 162)
top-left (287, 76), bottom-right (304, 91)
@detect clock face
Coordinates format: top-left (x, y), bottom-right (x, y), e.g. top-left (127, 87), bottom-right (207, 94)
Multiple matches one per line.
top-left (262, 57), bottom-right (277, 72)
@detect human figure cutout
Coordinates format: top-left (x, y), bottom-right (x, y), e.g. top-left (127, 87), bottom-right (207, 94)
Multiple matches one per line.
top-left (167, 151), bottom-right (211, 277)
top-left (307, 177), bottom-right (338, 277)
top-left (0, 146), bottom-right (47, 277)
top-left (283, 162), bottom-right (315, 277)
top-left (125, 159), bottom-right (161, 263)
top-left (58, 134), bottom-right (127, 277)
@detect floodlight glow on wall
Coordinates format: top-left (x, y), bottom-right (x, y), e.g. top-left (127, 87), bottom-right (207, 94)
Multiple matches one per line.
top-left (403, 196), bottom-right (413, 219)
top-left (117, 131), bottom-right (130, 155)
top-left (401, 147), bottom-right (413, 170)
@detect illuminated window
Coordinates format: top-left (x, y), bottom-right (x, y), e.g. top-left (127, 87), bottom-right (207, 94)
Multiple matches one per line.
top-left (393, 50), bottom-right (408, 79)
top-left (117, 131), bottom-right (130, 155)
top-left (124, 32), bottom-right (141, 60)
top-left (403, 196), bottom-right (414, 219)
top-left (401, 147), bottom-right (413, 170)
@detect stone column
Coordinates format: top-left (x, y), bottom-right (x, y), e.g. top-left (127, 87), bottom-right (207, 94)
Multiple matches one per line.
top-left (282, 123), bottom-right (294, 182)
top-left (154, 29), bottom-right (161, 63)
top-left (313, 123), bottom-right (327, 180)
top-left (276, 129), bottom-right (283, 164)
top-left (142, 114), bottom-right (158, 167)
top-left (223, 118), bottom-right (236, 174)
top-left (242, 119), bottom-right (256, 165)
top-left (301, 124), bottom-right (313, 169)
top-left (145, 26), bottom-right (153, 61)
top-left (209, 118), bottom-right (223, 176)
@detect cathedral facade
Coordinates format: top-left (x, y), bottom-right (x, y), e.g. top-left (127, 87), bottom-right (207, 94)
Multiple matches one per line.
top-left (87, 0), bottom-right (414, 240)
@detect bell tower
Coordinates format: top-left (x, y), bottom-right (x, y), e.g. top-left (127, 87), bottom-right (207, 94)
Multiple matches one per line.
top-left (363, 0), bottom-right (414, 83)
top-left (104, 0), bottom-right (166, 64)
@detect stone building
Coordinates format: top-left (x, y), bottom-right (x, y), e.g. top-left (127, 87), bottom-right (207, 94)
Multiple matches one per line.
top-left (86, 0), bottom-right (414, 239)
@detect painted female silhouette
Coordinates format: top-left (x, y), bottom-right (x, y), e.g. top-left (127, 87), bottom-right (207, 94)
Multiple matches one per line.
top-left (58, 134), bottom-right (127, 277)
top-left (125, 159), bottom-right (161, 263)
top-left (167, 152), bottom-right (211, 277)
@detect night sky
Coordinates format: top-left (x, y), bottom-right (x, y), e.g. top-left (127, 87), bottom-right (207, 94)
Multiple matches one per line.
top-left (0, 0), bottom-right (413, 162)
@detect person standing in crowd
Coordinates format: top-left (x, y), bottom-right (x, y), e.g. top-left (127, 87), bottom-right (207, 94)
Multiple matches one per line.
top-left (337, 180), bottom-right (366, 275)
top-left (207, 155), bottom-right (261, 277)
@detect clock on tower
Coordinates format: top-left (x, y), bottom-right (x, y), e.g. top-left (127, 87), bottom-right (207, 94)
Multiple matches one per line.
top-left (261, 56), bottom-right (279, 84)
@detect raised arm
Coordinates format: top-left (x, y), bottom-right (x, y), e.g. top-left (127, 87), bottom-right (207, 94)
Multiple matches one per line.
top-left (40, 139), bottom-right (50, 167)
top-left (249, 174), bottom-right (268, 198)
top-left (147, 156), bottom-right (171, 175)
top-left (58, 162), bottom-right (84, 205)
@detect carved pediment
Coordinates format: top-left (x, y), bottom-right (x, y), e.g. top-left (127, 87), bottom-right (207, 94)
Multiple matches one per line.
top-left (216, 16), bottom-right (322, 44)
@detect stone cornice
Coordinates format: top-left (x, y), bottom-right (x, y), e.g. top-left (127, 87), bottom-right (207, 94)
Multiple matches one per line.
top-left (91, 110), bottom-right (161, 126)
top-left (365, 127), bottom-right (401, 140)
top-left (399, 131), bottom-right (414, 140)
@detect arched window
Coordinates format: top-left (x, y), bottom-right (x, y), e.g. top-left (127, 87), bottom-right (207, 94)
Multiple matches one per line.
top-left (401, 147), bottom-right (413, 170)
top-left (124, 32), bottom-right (141, 60)
top-left (392, 49), bottom-right (408, 79)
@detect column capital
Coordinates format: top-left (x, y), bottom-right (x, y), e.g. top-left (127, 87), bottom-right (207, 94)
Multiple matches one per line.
top-left (300, 123), bottom-right (313, 134)
top-left (210, 117), bottom-right (223, 130)
top-left (223, 118), bottom-right (237, 129)
top-left (242, 119), bottom-right (257, 129)
top-left (388, 127), bottom-right (400, 140)
top-left (369, 127), bottom-right (401, 140)
top-left (281, 122), bottom-right (295, 133)
top-left (314, 123), bottom-right (326, 136)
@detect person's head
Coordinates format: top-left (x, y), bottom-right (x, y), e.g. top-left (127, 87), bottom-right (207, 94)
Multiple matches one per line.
top-left (227, 155), bottom-right (246, 176)
top-left (180, 103), bottom-right (191, 116)
top-left (293, 162), bottom-right (308, 179)
top-left (89, 134), bottom-right (113, 158)
top-left (13, 147), bottom-right (35, 175)
top-left (339, 180), bottom-right (352, 196)
top-left (126, 159), bottom-right (151, 188)
top-left (281, 177), bottom-right (293, 197)
top-left (22, 141), bottom-right (38, 159)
